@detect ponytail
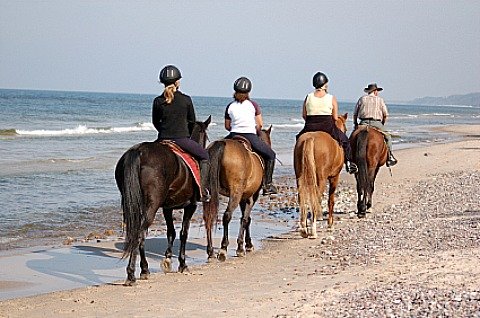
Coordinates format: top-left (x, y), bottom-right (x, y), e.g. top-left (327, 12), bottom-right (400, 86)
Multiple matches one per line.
top-left (233, 92), bottom-right (249, 103)
top-left (163, 83), bottom-right (178, 104)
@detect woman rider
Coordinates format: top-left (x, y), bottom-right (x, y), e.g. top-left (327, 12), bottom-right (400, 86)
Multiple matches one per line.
top-left (152, 65), bottom-right (211, 202)
top-left (297, 72), bottom-right (357, 174)
top-left (224, 77), bottom-right (278, 195)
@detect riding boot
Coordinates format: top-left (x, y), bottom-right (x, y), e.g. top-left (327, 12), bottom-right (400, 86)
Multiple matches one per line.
top-left (386, 151), bottom-right (398, 167)
top-left (262, 159), bottom-right (278, 195)
top-left (199, 160), bottom-right (211, 202)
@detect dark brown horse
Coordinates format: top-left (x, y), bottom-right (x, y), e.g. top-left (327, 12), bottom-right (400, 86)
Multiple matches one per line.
top-left (350, 125), bottom-right (387, 218)
top-left (293, 114), bottom-right (348, 238)
top-left (115, 116), bottom-right (211, 286)
top-left (203, 127), bottom-right (272, 261)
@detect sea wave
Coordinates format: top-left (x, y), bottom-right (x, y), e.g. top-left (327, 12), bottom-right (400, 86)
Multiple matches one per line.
top-left (271, 123), bottom-right (304, 129)
top-left (13, 123), bottom-right (156, 136)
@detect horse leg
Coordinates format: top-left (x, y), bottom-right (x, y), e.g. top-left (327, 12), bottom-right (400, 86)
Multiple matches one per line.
top-left (355, 174), bottom-right (367, 218)
top-left (205, 220), bottom-right (215, 262)
top-left (366, 168), bottom-right (380, 212)
top-left (218, 194), bottom-right (241, 262)
top-left (162, 208), bottom-right (176, 273)
top-left (138, 230), bottom-right (149, 280)
top-left (297, 188), bottom-right (309, 238)
top-left (237, 197), bottom-right (255, 257)
top-left (177, 203), bottom-right (196, 273)
top-left (245, 193), bottom-right (259, 253)
top-left (327, 175), bottom-right (340, 229)
top-left (125, 238), bottom-right (140, 286)
top-left (309, 179), bottom-right (326, 239)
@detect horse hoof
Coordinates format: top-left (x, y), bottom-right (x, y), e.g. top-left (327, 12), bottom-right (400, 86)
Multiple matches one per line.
top-left (309, 232), bottom-right (318, 239)
top-left (217, 250), bottom-right (227, 262)
top-left (207, 256), bottom-right (217, 263)
top-left (357, 213), bottom-right (366, 219)
top-left (178, 265), bottom-right (189, 273)
top-left (246, 246), bottom-right (254, 253)
top-left (299, 228), bottom-right (309, 238)
top-left (123, 279), bottom-right (136, 287)
top-left (139, 272), bottom-right (150, 280)
top-left (162, 258), bottom-right (172, 273)
top-left (236, 249), bottom-right (246, 257)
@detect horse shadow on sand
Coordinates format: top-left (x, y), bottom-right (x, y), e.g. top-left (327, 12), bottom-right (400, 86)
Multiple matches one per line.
top-left (26, 237), bottom-right (206, 287)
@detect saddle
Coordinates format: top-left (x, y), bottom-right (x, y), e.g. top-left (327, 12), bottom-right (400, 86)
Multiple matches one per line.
top-left (159, 141), bottom-right (201, 189)
top-left (354, 124), bottom-right (388, 138)
top-left (228, 136), bottom-right (264, 169)
top-left (231, 135), bottom-right (253, 151)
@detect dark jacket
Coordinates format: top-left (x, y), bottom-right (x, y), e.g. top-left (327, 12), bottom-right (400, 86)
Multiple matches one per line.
top-left (152, 91), bottom-right (196, 139)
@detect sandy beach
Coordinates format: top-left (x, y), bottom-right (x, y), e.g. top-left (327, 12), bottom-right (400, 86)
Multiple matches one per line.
top-left (0, 124), bottom-right (479, 317)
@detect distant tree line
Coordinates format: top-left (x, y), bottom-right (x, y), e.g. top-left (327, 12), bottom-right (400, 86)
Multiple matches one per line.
top-left (411, 93), bottom-right (480, 106)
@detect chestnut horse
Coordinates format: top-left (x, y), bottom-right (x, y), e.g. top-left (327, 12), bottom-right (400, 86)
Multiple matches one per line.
top-left (350, 125), bottom-right (387, 218)
top-left (115, 116), bottom-right (210, 286)
top-left (293, 114), bottom-right (348, 238)
top-left (203, 127), bottom-right (272, 261)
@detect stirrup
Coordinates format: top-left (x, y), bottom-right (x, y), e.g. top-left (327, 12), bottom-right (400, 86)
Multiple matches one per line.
top-left (200, 189), bottom-right (211, 202)
top-left (386, 158), bottom-right (397, 167)
top-left (346, 162), bottom-right (358, 174)
top-left (262, 184), bottom-right (278, 195)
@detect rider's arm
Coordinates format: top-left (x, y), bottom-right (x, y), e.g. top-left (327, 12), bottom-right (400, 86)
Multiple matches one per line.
top-left (331, 96), bottom-right (339, 120)
top-left (302, 96), bottom-right (307, 120)
top-left (224, 118), bottom-right (231, 131)
top-left (353, 99), bottom-right (360, 129)
top-left (255, 114), bottom-right (263, 133)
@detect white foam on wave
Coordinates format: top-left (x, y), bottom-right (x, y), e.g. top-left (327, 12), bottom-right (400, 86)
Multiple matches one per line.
top-left (16, 123), bottom-right (156, 136)
top-left (272, 123), bottom-right (304, 129)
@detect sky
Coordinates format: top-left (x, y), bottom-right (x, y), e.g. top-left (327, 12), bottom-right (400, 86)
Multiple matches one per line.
top-left (1, 1), bottom-right (479, 102)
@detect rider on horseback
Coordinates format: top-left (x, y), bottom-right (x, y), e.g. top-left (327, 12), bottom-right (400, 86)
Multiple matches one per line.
top-left (353, 83), bottom-right (398, 167)
top-left (224, 77), bottom-right (278, 195)
top-left (297, 72), bottom-right (358, 174)
top-left (152, 65), bottom-right (211, 202)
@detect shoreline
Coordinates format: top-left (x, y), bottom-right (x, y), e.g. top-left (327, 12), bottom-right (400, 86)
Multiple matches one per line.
top-left (0, 124), bottom-right (479, 317)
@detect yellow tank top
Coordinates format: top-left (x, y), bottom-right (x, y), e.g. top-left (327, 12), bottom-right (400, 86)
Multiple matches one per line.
top-left (305, 92), bottom-right (333, 115)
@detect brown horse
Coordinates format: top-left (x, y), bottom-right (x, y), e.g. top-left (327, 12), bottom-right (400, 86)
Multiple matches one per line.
top-left (350, 125), bottom-right (387, 218)
top-left (293, 114), bottom-right (348, 238)
top-left (203, 127), bottom-right (272, 261)
top-left (115, 116), bottom-right (210, 286)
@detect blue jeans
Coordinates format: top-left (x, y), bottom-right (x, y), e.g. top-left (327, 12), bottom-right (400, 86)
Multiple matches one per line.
top-left (158, 137), bottom-right (209, 160)
top-left (226, 132), bottom-right (276, 161)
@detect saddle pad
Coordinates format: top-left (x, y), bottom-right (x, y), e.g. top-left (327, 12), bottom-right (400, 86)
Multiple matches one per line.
top-left (226, 138), bottom-right (264, 169)
top-left (356, 125), bottom-right (389, 137)
top-left (231, 135), bottom-right (252, 151)
top-left (161, 141), bottom-right (201, 189)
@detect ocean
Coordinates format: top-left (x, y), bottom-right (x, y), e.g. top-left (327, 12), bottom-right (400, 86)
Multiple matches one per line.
top-left (1, 88), bottom-right (479, 250)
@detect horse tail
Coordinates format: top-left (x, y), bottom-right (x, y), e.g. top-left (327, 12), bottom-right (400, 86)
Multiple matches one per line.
top-left (356, 130), bottom-right (370, 194)
top-left (118, 147), bottom-right (145, 259)
top-left (299, 137), bottom-right (321, 219)
top-left (203, 141), bottom-right (224, 232)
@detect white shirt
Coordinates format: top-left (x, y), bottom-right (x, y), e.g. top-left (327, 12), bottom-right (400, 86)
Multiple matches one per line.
top-left (225, 99), bottom-right (261, 134)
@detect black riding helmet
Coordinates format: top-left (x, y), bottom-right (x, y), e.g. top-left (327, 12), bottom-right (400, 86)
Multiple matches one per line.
top-left (159, 65), bottom-right (182, 85)
top-left (313, 72), bottom-right (328, 89)
top-left (234, 77), bottom-right (252, 93)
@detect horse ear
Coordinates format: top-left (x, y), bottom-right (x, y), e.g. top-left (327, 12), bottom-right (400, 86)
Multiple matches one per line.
top-left (266, 125), bottom-right (272, 134)
top-left (204, 115), bottom-right (212, 128)
top-left (343, 113), bottom-right (348, 120)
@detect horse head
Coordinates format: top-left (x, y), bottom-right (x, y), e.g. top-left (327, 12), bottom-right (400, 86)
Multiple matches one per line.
top-left (258, 125), bottom-right (272, 146)
top-left (335, 113), bottom-right (348, 133)
top-left (190, 115), bottom-right (211, 148)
